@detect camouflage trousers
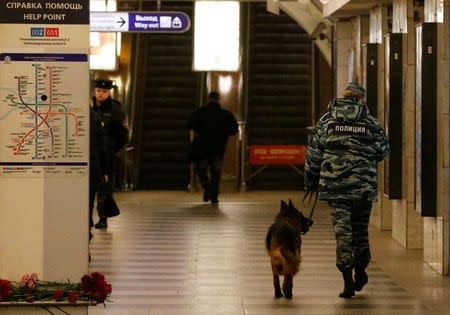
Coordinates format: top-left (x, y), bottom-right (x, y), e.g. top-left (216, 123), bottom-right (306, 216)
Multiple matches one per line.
top-left (328, 199), bottom-right (373, 271)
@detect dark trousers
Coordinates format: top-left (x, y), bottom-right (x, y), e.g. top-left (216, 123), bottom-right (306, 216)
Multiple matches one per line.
top-left (89, 171), bottom-right (114, 227)
top-left (195, 156), bottom-right (223, 200)
top-left (98, 172), bottom-right (114, 219)
top-left (328, 199), bottom-right (373, 271)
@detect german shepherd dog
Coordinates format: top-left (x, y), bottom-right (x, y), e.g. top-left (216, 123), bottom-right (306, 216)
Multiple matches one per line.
top-left (266, 199), bottom-right (313, 299)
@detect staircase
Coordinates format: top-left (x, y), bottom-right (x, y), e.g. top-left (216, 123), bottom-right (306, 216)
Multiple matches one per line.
top-left (136, 2), bottom-right (198, 189)
top-left (247, 3), bottom-right (313, 189)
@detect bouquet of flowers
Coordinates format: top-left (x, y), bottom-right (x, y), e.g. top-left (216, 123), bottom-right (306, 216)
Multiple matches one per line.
top-left (0, 272), bottom-right (111, 304)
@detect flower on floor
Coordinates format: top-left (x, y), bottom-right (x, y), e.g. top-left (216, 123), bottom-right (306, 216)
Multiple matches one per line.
top-left (0, 272), bottom-right (112, 304)
top-left (81, 272), bottom-right (112, 304)
top-left (52, 288), bottom-right (63, 301)
top-left (0, 279), bottom-right (12, 302)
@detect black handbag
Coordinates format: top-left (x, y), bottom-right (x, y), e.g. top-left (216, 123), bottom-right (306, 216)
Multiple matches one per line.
top-left (97, 191), bottom-right (120, 218)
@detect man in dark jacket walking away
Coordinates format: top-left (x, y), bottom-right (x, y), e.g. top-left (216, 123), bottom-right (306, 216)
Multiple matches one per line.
top-left (187, 92), bottom-right (238, 204)
top-left (305, 83), bottom-right (390, 299)
top-left (92, 79), bottom-right (128, 229)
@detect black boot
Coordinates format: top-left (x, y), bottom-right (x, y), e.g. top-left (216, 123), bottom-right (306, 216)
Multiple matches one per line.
top-left (94, 217), bottom-right (108, 229)
top-left (339, 269), bottom-right (355, 298)
top-left (354, 267), bottom-right (368, 291)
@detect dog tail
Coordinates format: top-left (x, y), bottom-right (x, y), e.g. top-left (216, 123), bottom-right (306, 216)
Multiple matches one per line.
top-left (271, 247), bottom-right (286, 275)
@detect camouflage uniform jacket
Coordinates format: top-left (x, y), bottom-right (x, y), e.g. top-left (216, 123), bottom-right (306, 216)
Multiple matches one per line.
top-left (305, 98), bottom-right (390, 201)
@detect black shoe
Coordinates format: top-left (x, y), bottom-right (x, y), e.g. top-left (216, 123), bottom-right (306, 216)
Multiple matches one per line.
top-left (339, 269), bottom-right (355, 299)
top-left (210, 198), bottom-right (219, 204)
top-left (203, 189), bottom-right (210, 202)
top-left (354, 268), bottom-right (368, 291)
top-left (94, 218), bottom-right (107, 229)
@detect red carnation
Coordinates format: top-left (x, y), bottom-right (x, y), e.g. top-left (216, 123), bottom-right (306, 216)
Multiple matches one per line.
top-left (105, 283), bottom-right (112, 294)
top-left (0, 279), bottom-right (12, 302)
top-left (19, 273), bottom-right (38, 289)
top-left (19, 273), bottom-right (30, 288)
top-left (53, 288), bottom-right (63, 301)
top-left (81, 274), bottom-right (94, 293)
top-left (67, 291), bottom-right (79, 304)
top-left (80, 272), bottom-right (111, 303)
top-left (91, 272), bottom-right (105, 282)
top-left (28, 273), bottom-right (38, 289)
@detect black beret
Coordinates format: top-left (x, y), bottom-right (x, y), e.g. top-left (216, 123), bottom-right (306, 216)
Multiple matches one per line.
top-left (94, 79), bottom-right (113, 89)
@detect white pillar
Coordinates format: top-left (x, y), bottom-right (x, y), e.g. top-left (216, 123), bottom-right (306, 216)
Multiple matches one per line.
top-left (390, 0), bottom-right (423, 249)
top-left (334, 21), bottom-right (353, 97)
top-left (367, 6), bottom-right (393, 231)
top-left (422, 0), bottom-right (449, 275)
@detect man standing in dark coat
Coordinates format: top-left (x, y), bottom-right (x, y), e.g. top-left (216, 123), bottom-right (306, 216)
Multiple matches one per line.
top-left (187, 92), bottom-right (238, 203)
top-left (92, 79), bottom-right (128, 229)
top-left (89, 108), bottom-right (109, 231)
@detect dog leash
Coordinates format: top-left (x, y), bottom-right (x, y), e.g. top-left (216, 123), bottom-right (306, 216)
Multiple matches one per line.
top-left (301, 190), bottom-right (318, 234)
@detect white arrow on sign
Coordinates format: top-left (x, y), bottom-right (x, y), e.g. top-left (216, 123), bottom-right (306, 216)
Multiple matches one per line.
top-left (90, 12), bottom-right (129, 32)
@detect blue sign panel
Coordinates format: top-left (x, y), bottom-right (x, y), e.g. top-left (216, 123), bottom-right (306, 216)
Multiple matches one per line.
top-left (0, 53), bottom-right (88, 62)
top-left (128, 12), bottom-right (190, 33)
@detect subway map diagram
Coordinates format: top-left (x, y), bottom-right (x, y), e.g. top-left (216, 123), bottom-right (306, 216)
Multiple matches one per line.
top-left (0, 53), bottom-right (89, 177)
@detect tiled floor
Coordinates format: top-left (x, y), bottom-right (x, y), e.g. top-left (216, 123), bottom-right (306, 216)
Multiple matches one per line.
top-left (88, 191), bottom-right (450, 315)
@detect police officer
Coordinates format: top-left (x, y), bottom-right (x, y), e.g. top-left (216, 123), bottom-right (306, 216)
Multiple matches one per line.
top-left (92, 79), bottom-right (128, 229)
top-left (187, 92), bottom-right (238, 204)
top-left (304, 82), bottom-right (390, 298)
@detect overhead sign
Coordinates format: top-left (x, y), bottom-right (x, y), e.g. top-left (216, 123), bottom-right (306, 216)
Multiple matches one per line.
top-left (0, 0), bottom-right (89, 24)
top-left (90, 11), bottom-right (191, 33)
top-left (249, 145), bottom-right (305, 165)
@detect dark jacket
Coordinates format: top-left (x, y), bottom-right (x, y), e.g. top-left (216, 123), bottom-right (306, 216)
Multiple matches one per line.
top-left (187, 101), bottom-right (239, 158)
top-left (305, 97), bottom-right (390, 201)
top-left (90, 108), bottom-right (109, 188)
top-left (92, 96), bottom-right (128, 154)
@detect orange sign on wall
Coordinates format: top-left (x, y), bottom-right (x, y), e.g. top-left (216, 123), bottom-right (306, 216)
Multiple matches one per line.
top-left (249, 145), bottom-right (305, 165)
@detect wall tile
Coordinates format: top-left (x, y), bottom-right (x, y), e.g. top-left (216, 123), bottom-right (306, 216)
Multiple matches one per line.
top-left (405, 157), bottom-right (415, 204)
top-left (381, 196), bottom-right (393, 231)
top-left (336, 21), bottom-right (353, 40)
top-left (443, 115), bottom-right (449, 166)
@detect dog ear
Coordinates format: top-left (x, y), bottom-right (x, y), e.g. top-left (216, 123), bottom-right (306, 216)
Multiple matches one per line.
top-left (288, 199), bottom-right (294, 208)
top-left (280, 200), bottom-right (288, 210)
top-left (300, 213), bottom-right (313, 233)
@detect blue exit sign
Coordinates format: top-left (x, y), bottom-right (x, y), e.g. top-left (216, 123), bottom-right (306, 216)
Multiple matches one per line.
top-left (90, 11), bottom-right (190, 33)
